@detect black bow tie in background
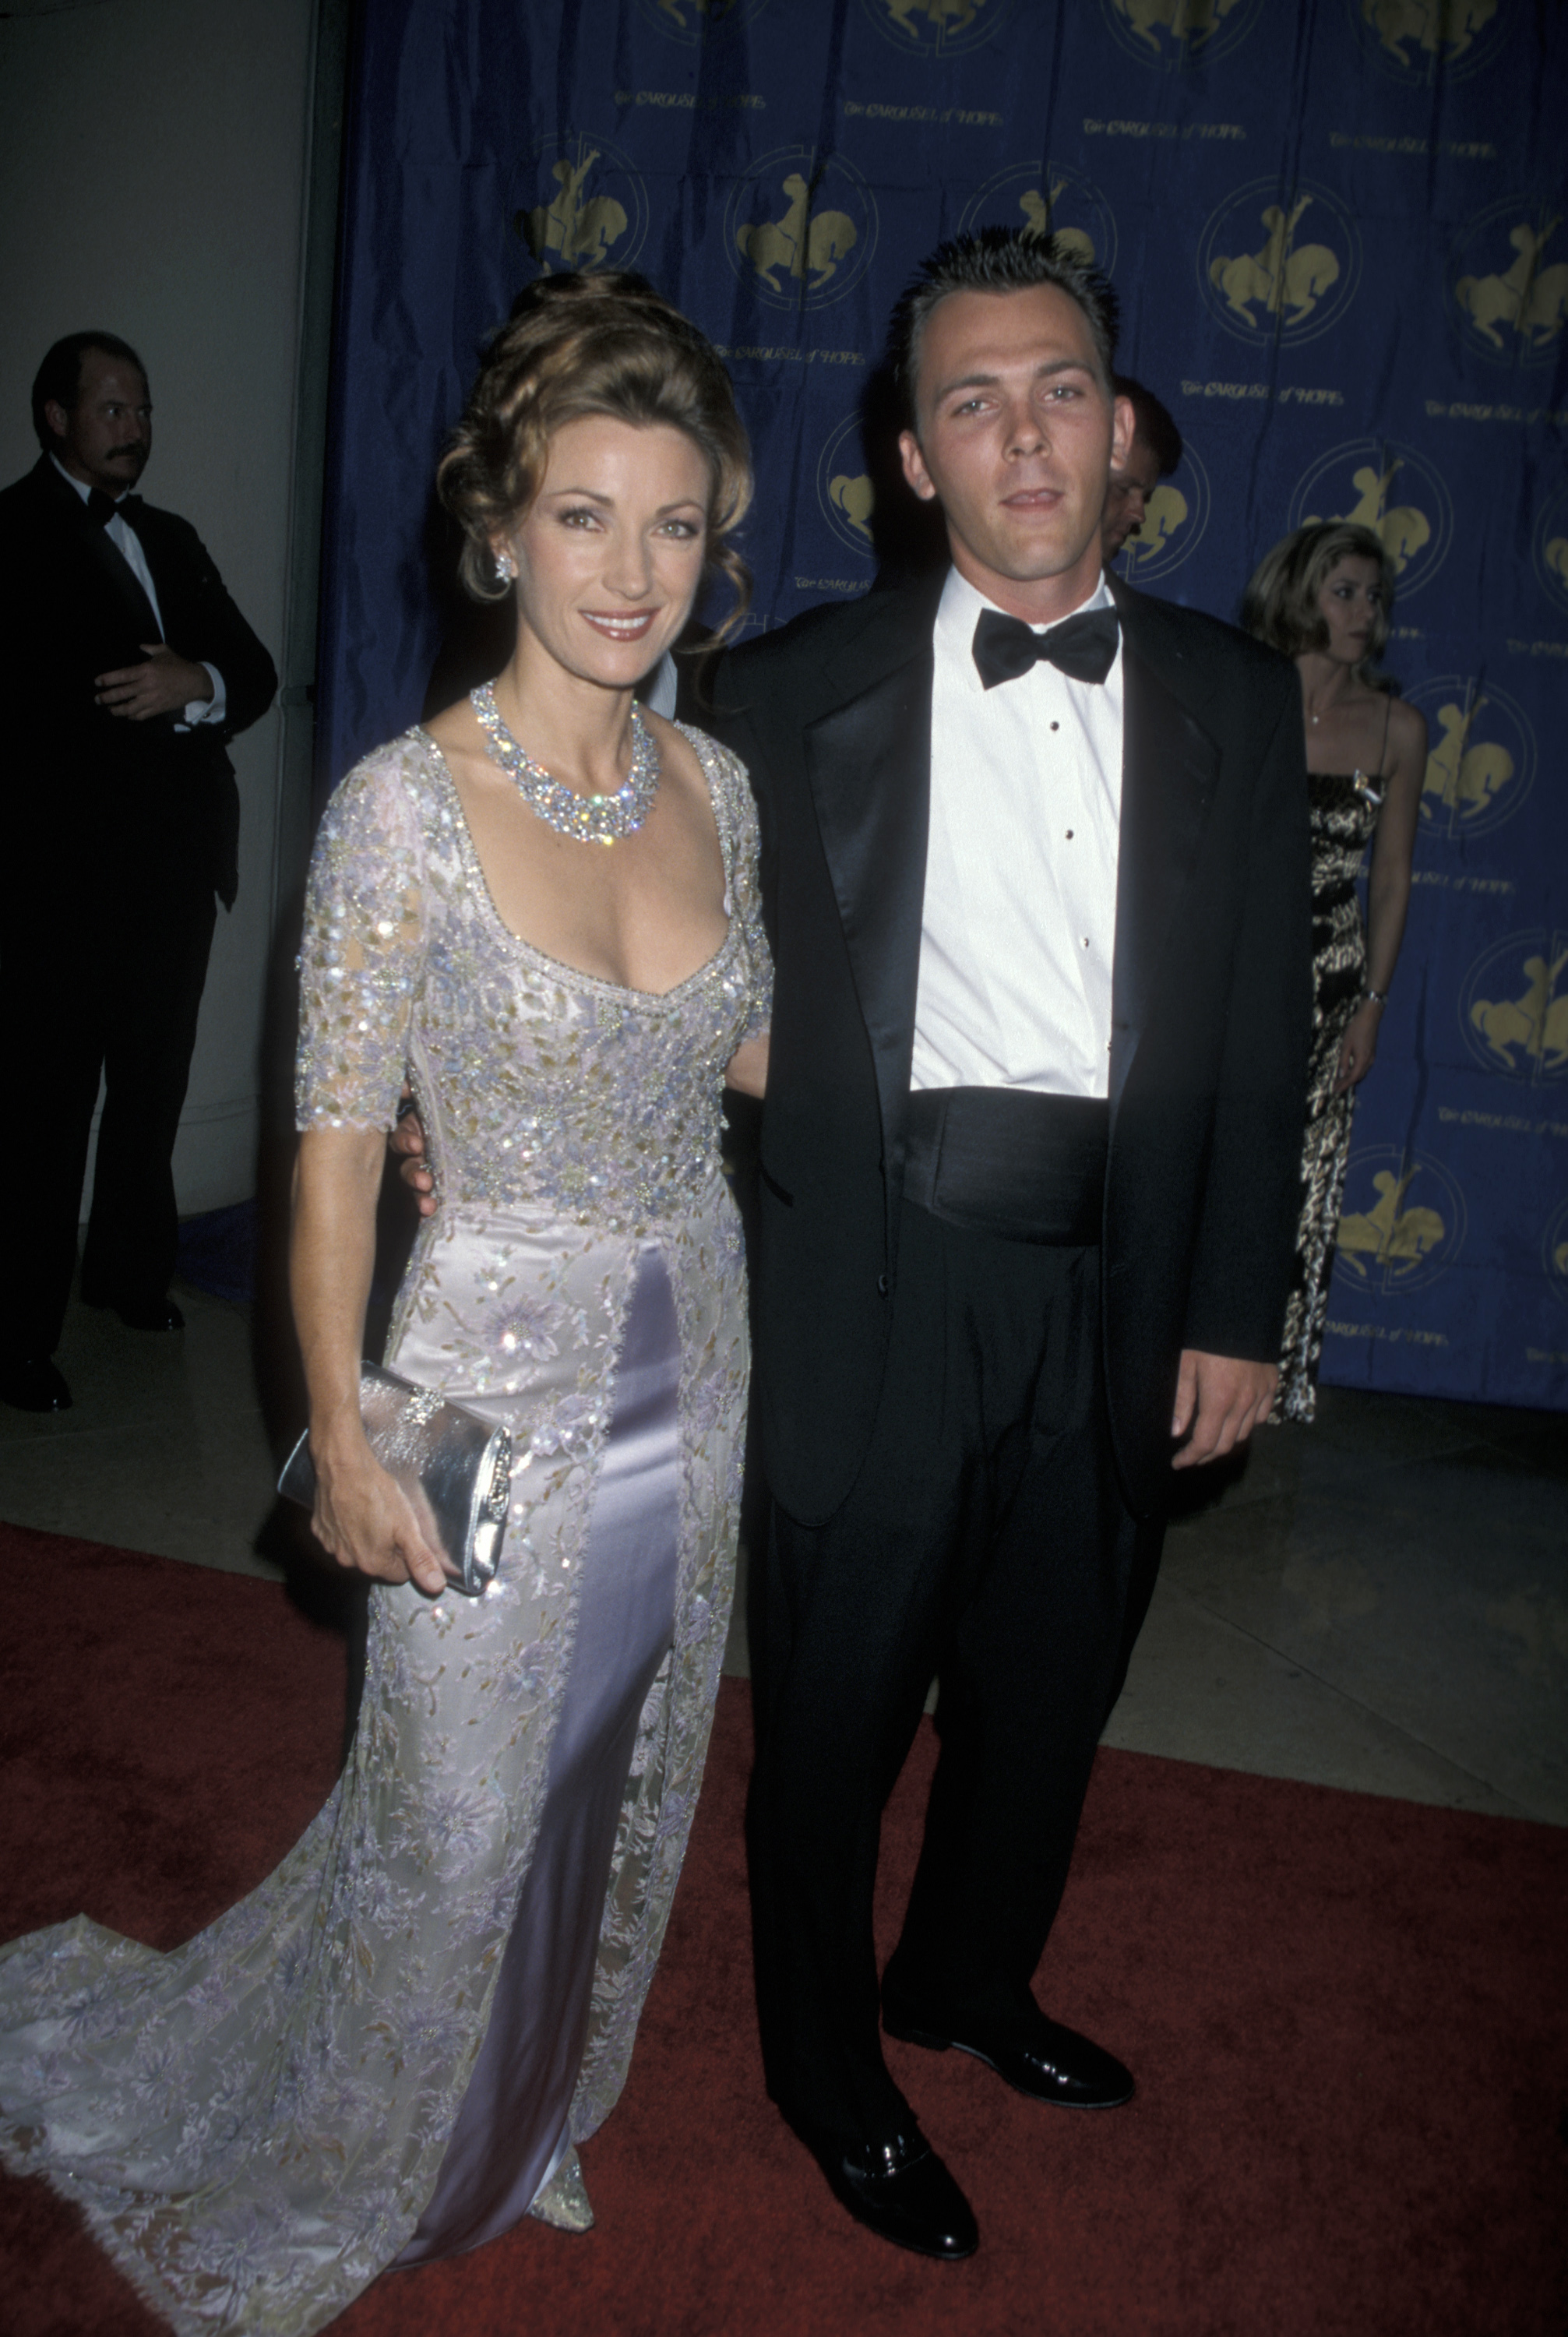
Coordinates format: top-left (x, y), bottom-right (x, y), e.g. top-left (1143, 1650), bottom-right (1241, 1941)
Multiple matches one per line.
top-left (972, 605), bottom-right (1119, 690)
top-left (87, 487), bottom-right (142, 531)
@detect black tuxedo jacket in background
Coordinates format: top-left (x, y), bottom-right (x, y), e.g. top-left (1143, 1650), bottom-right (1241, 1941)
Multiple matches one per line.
top-left (706, 570), bottom-right (1313, 1524)
top-left (0, 456), bottom-right (277, 908)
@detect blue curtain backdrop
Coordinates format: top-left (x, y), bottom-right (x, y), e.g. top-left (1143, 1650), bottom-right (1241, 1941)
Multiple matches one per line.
top-left (319, 0), bottom-right (1567, 1412)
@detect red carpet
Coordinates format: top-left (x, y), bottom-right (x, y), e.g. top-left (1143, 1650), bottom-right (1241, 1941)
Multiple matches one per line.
top-left (2, 1521), bottom-right (1565, 2336)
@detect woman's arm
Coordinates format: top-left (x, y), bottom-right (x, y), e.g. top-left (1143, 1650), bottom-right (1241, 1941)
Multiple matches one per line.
top-left (1334, 696), bottom-right (1428, 1093)
top-left (290, 1126), bottom-right (446, 1594)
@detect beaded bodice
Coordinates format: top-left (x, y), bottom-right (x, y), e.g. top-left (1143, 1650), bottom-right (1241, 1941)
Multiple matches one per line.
top-left (296, 723), bottom-right (772, 1233)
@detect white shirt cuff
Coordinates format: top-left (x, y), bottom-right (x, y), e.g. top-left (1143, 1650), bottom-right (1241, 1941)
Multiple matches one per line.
top-left (181, 663), bottom-right (226, 726)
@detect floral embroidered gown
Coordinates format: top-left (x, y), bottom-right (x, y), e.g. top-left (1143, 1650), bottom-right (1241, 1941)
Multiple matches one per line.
top-left (0, 721), bottom-right (770, 2335)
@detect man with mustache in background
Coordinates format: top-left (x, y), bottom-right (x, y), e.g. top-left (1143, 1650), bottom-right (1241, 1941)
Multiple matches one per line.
top-left (0, 334), bottom-right (276, 1412)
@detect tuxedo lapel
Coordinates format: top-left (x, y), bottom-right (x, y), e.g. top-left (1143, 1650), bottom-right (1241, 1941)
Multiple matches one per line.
top-left (1110, 589), bottom-right (1222, 1112)
top-left (35, 458), bottom-right (161, 642)
top-left (803, 581), bottom-right (940, 1182)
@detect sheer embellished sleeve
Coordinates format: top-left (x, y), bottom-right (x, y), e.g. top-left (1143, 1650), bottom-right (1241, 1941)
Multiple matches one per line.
top-left (703, 731), bottom-right (773, 1045)
top-left (294, 742), bottom-right (431, 1132)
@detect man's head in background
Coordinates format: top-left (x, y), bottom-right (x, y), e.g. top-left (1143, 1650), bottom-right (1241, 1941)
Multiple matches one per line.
top-left (1101, 378), bottom-right (1181, 563)
top-left (33, 332), bottom-right (152, 496)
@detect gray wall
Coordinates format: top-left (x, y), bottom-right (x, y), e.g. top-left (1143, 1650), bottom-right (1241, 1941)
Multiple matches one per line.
top-left (0, 0), bottom-right (322, 1214)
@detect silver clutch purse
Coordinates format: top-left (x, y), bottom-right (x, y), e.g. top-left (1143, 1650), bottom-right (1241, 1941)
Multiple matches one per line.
top-left (277, 1364), bottom-right (512, 1597)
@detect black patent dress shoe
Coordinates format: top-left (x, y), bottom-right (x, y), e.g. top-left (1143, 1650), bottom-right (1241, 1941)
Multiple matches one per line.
top-left (790, 2117), bottom-right (978, 2260)
top-left (883, 1994), bottom-right (1134, 2110)
top-left (83, 1292), bottom-right (185, 1332)
top-left (0, 1355), bottom-right (72, 1412)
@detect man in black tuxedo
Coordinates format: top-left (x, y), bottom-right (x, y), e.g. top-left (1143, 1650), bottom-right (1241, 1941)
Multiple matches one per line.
top-left (0, 334), bottom-right (277, 1412)
top-left (706, 232), bottom-right (1310, 2258)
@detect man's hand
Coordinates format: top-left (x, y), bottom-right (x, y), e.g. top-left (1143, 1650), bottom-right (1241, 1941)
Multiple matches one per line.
top-left (95, 643), bottom-right (213, 721)
top-left (391, 1090), bottom-right (437, 1218)
top-left (1171, 1348), bottom-right (1277, 1469)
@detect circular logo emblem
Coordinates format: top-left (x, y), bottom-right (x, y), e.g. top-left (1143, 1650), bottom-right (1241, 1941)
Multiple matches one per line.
top-left (631, 0), bottom-right (768, 43)
top-left (511, 133), bottom-right (648, 274)
top-left (957, 161), bottom-right (1118, 278)
top-left (1288, 439), bottom-right (1453, 600)
top-left (1410, 677), bottom-right (1536, 841)
top-left (1461, 929), bottom-right (1568, 1083)
top-left (1345, 0), bottom-right (1510, 86)
top-left (1332, 1146), bottom-right (1466, 1295)
top-left (1531, 479), bottom-right (1568, 616)
top-left (1097, 0), bottom-right (1263, 69)
top-left (1449, 198), bottom-right (1568, 368)
top-left (1198, 180), bottom-right (1361, 347)
top-left (855, 0), bottom-right (1017, 55)
top-left (1544, 1195), bottom-right (1568, 1307)
top-left (726, 148), bottom-right (878, 312)
top-left (816, 412), bottom-right (878, 563)
top-left (1116, 439), bottom-right (1212, 584)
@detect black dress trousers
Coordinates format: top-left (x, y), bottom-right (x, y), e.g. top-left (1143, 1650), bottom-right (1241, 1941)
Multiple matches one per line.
top-left (747, 1197), bottom-right (1162, 2146)
top-left (5, 861), bottom-right (217, 1355)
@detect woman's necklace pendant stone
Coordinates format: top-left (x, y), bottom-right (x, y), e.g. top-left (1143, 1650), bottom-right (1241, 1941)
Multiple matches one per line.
top-left (471, 683), bottom-right (661, 845)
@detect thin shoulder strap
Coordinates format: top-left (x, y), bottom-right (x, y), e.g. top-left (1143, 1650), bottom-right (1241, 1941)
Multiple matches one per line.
top-left (1377, 690), bottom-right (1394, 775)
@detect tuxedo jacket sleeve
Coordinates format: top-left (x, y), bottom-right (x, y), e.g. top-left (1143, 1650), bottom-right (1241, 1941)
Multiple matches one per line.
top-left (0, 457), bottom-right (277, 907)
top-left (703, 576), bottom-right (1310, 1523)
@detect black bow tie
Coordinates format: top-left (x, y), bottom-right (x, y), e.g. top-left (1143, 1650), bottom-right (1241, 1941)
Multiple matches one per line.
top-left (87, 487), bottom-right (141, 531)
top-left (972, 606), bottom-right (1119, 690)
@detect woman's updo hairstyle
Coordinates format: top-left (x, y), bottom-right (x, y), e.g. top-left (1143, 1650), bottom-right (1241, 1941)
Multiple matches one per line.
top-left (1240, 520), bottom-right (1396, 684)
top-left (438, 272), bottom-right (752, 636)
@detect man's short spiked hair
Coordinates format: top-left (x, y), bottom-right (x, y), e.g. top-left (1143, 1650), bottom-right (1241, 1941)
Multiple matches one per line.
top-left (887, 227), bottom-right (1121, 427)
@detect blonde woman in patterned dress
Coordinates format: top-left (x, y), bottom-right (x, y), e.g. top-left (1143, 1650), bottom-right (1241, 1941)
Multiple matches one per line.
top-left (0, 274), bottom-right (770, 2333)
top-left (1242, 522), bottom-right (1425, 1420)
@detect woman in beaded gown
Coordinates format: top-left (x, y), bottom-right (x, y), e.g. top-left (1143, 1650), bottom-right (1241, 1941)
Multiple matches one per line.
top-left (1242, 522), bottom-right (1426, 1420)
top-left (0, 276), bottom-right (770, 2334)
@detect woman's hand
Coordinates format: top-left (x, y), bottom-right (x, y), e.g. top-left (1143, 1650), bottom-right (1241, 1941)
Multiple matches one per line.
top-left (309, 1426), bottom-right (448, 1595)
top-left (1333, 999), bottom-right (1383, 1094)
top-left (291, 1123), bottom-right (446, 1595)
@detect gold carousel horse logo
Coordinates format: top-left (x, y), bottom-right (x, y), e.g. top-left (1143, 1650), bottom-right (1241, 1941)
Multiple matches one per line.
top-left (1543, 1197), bottom-right (1568, 1306)
top-left (858, 0), bottom-right (1015, 53)
top-left (1290, 439), bottom-right (1452, 597)
top-left (959, 161), bottom-right (1119, 277)
top-left (1452, 207), bottom-right (1568, 363)
top-left (728, 150), bottom-right (876, 309)
top-left (738, 176), bottom-right (858, 292)
top-left (1098, 0), bottom-right (1260, 67)
top-left (1333, 1148), bottom-right (1464, 1293)
top-left (1355, 0), bottom-right (1506, 80)
top-left (1199, 181), bottom-right (1359, 345)
top-left (1461, 933), bottom-right (1568, 1082)
top-left (636, 0), bottom-right (759, 37)
top-left (1019, 178), bottom-right (1098, 270)
top-left (1119, 441), bottom-right (1212, 583)
top-left (513, 136), bottom-right (647, 273)
top-left (1410, 679), bottom-right (1535, 840)
top-left (816, 412), bottom-right (876, 561)
top-left (1532, 485), bottom-right (1568, 617)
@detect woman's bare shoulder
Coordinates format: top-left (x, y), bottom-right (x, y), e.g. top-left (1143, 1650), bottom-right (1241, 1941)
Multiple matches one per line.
top-left (1385, 692), bottom-right (1428, 756)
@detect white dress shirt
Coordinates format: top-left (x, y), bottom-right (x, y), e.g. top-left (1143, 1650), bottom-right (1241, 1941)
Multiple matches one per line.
top-left (52, 456), bottom-right (226, 728)
top-left (911, 565), bottom-right (1124, 1102)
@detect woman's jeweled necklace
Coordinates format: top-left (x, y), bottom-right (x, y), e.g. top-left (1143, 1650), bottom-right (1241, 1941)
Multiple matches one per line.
top-left (471, 682), bottom-right (661, 847)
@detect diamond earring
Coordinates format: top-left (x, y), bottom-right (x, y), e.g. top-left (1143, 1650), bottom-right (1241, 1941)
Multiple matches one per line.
top-left (495, 549), bottom-right (516, 582)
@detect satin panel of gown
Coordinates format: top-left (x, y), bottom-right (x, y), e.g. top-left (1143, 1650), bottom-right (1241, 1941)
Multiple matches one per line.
top-left (0, 722), bottom-right (770, 2335)
top-left (1275, 770), bottom-right (1380, 1422)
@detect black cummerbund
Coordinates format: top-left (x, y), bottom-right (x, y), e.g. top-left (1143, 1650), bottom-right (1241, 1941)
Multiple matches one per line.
top-left (902, 1087), bottom-right (1108, 1246)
